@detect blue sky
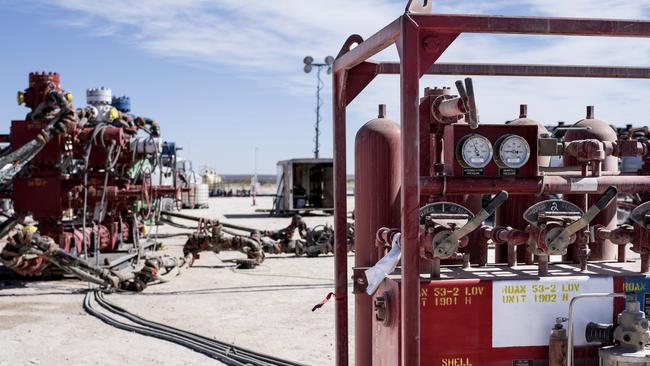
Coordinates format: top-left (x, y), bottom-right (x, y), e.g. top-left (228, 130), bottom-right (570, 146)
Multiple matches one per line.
top-left (1, 0), bottom-right (650, 174)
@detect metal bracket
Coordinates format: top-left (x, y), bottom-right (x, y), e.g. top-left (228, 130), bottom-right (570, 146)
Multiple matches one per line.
top-left (352, 266), bottom-right (369, 294)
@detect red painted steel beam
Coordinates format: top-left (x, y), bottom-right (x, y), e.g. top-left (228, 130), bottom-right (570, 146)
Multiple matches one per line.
top-left (333, 18), bottom-right (401, 73)
top-left (400, 15), bottom-right (422, 366)
top-left (420, 175), bottom-right (650, 195)
top-left (412, 14), bottom-right (650, 37)
top-left (335, 14), bottom-right (650, 76)
top-left (377, 62), bottom-right (650, 79)
top-left (332, 70), bottom-right (349, 366)
top-left (346, 62), bottom-right (380, 106)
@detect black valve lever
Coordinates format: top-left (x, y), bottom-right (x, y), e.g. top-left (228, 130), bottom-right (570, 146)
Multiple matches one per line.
top-left (548, 186), bottom-right (618, 250)
top-left (484, 190), bottom-right (509, 216)
top-left (594, 186), bottom-right (618, 210)
top-left (454, 79), bottom-right (468, 110)
top-left (454, 78), bottom-right (479, 129)
top-left (465, 78), bottom-right (479, 129)
top-left (435, 191), bottom-right (508, 254)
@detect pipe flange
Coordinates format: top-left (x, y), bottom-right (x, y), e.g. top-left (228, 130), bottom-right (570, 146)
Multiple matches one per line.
top-left (87, 87), bottom-right (113, 105)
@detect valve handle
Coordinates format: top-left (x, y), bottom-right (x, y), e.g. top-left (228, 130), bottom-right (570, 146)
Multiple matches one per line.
top-left (443, 191), bottom-right (509, 245)
top-left (549, 186), bottom-right (618, 247)
top-left (454, 79), bottom-right (468, 110)
top-left (593, 186), bottom-right (618, 210)
top-left (454, 78), bottom-right (479, 129)
top-left (464, 78), bottom-right (479, 129)
top-left (484, 190), bottom-right (509, 215)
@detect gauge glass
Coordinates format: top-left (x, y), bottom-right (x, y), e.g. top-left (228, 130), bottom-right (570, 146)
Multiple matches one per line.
top-left (459, 134), bottom-right (493, 168)
top-left (497, 135), bottom-right (530, 168)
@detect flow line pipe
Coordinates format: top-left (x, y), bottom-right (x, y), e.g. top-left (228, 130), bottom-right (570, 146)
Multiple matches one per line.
top-left (161, 211), bottom-right (258, 233)
top-left (420, 175), bottom-right (650, 196)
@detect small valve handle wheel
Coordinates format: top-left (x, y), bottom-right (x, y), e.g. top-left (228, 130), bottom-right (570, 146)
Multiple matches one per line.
top-left (547, 186), bottom-right (618, 253)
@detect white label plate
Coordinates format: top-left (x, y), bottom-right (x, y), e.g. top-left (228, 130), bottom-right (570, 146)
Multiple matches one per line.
top-left (492, 276), bottom-right (613, 347)
top-left (570, 178), bottom-right (598, 192)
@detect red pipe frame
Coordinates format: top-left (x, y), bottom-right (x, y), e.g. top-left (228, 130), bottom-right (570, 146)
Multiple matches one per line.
top-left (333, 12), bottom-right (650, 366)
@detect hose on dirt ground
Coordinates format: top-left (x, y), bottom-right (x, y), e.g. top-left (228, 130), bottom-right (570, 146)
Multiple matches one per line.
top-left (83, 290), bottom-right (306, 366)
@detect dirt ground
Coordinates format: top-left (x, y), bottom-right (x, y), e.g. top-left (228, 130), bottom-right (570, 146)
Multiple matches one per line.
top-left (0, 196), bottom-right (356, 366)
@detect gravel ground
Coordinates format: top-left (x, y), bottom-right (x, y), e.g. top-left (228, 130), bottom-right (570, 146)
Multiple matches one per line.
top-left (0, 196), bottom-right (356, 366)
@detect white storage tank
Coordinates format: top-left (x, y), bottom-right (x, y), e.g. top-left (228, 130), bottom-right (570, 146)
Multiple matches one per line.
top-left (195, 183), bottom-right (209, 209)
top-left (181, 184), bottom-right (196, 209)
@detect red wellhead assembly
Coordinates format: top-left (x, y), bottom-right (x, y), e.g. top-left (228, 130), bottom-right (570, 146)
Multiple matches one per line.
top-left (334, 3), bottom-right (650, 366)
top-left (0, 72), bottom-right (181, 284)
top-left (0, 73), bottom-right (346, 290)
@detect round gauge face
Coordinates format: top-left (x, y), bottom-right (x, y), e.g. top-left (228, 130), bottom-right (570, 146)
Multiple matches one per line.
top-left (457, 134), bottom-right (493, 168)
top-left (496, 135), bottom-right (530, 168)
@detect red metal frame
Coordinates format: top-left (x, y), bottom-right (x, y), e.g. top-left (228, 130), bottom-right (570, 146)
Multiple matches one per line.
top-left (333, 12), bottom-right (650, 366)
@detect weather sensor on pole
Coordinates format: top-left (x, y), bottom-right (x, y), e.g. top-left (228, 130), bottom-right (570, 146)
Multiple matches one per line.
top-left (303, 55), bottom-right (334, 159)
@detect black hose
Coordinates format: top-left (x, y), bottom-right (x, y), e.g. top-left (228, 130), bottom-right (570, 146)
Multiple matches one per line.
top-left (161, 211), bottom-right (259, 233)
top-left (83, 292), bottom-right (248, 365)
top-left (153, 233), bottom-right (192, 239)
top-left (585, 322), bottom-right (615, 345)
top-left (95, 292), bottom-right (299, 365)
top-left (84, 290), bottom-right (306, 366)
top-left (159, 217), bottom-right (195, 230)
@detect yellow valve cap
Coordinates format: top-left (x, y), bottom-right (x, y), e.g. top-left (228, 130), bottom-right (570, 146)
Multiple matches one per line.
top-left (17, 91), bottom-right (24, 105)
top-left (22, 225), bottom-right (38, 233)
top-left (108, 107), bottom-right (119, 121)
top-left (65, 92), bottom-right (73, 103)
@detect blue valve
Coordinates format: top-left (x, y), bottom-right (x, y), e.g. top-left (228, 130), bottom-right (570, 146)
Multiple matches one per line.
top-left (111, 95), bottom-right (131, 113)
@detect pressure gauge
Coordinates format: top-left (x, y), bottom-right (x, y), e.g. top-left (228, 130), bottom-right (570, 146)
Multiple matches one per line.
top-left (494, 134), bottom-right (531, 169)
top-left (456, 134), bottom-right (493, 169)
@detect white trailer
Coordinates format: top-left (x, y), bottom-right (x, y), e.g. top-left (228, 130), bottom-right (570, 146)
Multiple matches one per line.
top-left (272, 158), bottom-right (333, 215)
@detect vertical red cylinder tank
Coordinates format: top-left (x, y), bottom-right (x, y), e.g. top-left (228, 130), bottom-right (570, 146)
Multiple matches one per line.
top-left (495, 105), bottom-right (551, 265)
top-left (564, 106), bottom-right (618, 261)
top-left (354, 104), bottom-right (401, 366)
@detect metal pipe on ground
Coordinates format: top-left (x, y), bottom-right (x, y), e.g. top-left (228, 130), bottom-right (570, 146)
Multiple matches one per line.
top-left (161, 211), bottom-right (259, 233)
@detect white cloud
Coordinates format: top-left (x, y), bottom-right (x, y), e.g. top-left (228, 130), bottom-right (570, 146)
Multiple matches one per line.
top-left (524, 0), bottom-right (650, 18)
top-left (31, 0), bottom-right (650, 128)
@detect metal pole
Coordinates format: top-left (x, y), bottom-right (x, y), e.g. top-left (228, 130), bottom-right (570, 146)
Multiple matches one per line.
top-left (253, 147), bottom-right (258, 206)
top-left (400, 15), bottom-right (421, 366)
top-left (333, 70), bottom-right (349, 366)
top-left (314, 66), bottom-right (323, 159)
